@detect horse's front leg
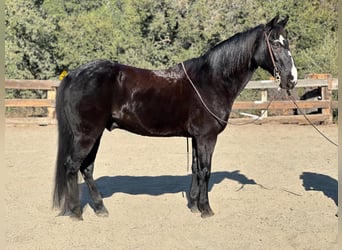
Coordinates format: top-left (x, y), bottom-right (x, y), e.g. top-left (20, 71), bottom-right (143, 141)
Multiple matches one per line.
top-left (189, 135), bottom-right (217, 218)
top-left (189, 138), bottom-right (200, 213)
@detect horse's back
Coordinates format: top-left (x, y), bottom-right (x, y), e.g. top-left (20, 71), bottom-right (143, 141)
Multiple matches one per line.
top-left (107, 64), bottom-right (197, 136)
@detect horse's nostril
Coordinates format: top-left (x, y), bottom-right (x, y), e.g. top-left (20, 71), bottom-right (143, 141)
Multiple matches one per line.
top-left (288, 79), bottom-right (297, 89)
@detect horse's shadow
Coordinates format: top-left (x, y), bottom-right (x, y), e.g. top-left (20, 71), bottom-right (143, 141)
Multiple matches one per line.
top-left (300, 171), bottom-right (338, 206)
top-left (80, 170), bottom-right (257, 210)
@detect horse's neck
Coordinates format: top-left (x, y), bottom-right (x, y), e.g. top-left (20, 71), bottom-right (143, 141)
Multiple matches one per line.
top-left (184, 26), bottom-right (264, 105)
top-left (205, 27), bottom-right (263, 99)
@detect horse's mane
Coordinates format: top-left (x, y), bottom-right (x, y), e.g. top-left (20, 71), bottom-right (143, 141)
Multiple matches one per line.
top-left (186, 24), bottom-right (265, 77)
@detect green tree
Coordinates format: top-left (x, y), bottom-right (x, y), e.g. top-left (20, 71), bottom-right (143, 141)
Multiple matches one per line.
top-left (5, 0), bottom-right (58, 79)
top-left (5, 0), bottom-right (338, 79)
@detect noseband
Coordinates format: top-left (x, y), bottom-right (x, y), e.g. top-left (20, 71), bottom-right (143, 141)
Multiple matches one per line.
top-left (264, 32), bottom-right (281, 85)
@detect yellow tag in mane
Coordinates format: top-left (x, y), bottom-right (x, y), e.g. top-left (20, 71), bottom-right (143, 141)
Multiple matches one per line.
top-left (59, 70), bottom-right (68, 80)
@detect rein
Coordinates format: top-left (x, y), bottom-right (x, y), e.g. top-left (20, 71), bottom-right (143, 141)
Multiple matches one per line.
top-left (265, 31), bottom-right (337, 147)
top-left (182, 61), bottom-right (227, 172)
top-left (181, 60), bottom-right (279, 126)
top-left (181, 33), bottom-right (337, 174)
top-left (181, 32), bottom-right (282, 126)
top-left (182, 33), bottom-right (337, 147)
top-left (181, 62), bottom-right (229, 125)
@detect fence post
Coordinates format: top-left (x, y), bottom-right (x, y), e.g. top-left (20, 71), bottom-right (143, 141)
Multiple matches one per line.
top-left (315, 74), bottom-right (333, 124)
top-left (326, 75), bottom-right (334, 124)
top-left (261, 89), bottom-right (268, 118)
top-left (47, 87), bottom-right (56, 119)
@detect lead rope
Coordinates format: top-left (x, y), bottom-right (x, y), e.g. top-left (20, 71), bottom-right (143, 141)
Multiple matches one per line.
top-left (182, 61), bottom-right (223, 172)
top-left (228, 92), bottom-right (278, 125)
top-left (182, 61), bottom-right (277, 126)
top-left (182, 60), bottom-right (276, 173)
top-left (286, 91), bottom-right (338, 147)
top-left (186, 137), bottom-right (190, 172)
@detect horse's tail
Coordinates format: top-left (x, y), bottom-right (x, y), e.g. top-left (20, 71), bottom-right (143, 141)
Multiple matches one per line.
top-left (53, 75), bottom-right (74, 209)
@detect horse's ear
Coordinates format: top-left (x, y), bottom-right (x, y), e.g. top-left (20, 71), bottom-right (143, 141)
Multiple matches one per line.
top-left (266, 15), bottom-right (280, 29)
top-left (278, 15), bottom-right (289, 27)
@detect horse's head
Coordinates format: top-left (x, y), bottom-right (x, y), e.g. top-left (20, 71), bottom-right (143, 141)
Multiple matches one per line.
top-left (254, 15), bottom-right (298, 90)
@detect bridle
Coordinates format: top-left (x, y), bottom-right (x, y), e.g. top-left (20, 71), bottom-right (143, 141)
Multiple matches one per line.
top-left (264, 31), bottom-right (281, 85)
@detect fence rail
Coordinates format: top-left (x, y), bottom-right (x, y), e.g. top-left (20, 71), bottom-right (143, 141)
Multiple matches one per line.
top-left (5, 74), bottom-right (338, 125)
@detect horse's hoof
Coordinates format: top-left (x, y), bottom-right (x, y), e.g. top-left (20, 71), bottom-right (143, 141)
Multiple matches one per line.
top-left (190, 206), bottom-right (201, 214)
top-left (68, 210), bottom-right (83, 221)
top-left (188, 200), bottom-right (201, 213)
top-left (199, 205), bottom-right (215, 218)
top-left (201, 210), bottom-right (215, 218)
top-left (70, 214), bottom-right (84, 221)
top-left (95, 207), bottom-right (109, 217)
top-left (58, 209), bottom-right (83, 220)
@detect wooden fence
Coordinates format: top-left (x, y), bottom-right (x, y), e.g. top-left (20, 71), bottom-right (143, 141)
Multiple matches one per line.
top-left (5, 74), bottom-right (338, 125)
top-left (232, 74), bottom-right (338, 124)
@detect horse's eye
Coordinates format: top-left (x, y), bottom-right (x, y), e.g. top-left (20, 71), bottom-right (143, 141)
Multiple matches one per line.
top-left (272, 41), bottom-right (281, 48)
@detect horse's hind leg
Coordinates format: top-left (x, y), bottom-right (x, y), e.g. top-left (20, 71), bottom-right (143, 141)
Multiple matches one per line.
top-left (80, 134), bottom-right (109, 217)
top-left (62, 134), bottom-right (102, 220)
top-left (62, 156), bottom-right (84, 219)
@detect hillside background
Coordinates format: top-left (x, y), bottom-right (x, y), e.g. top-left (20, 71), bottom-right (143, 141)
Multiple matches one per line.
top-left (5, 0), bottom-right (337, 81)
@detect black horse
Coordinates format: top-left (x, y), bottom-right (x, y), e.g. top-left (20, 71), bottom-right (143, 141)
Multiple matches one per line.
top-left (53, 15), bottom-right (297, 219)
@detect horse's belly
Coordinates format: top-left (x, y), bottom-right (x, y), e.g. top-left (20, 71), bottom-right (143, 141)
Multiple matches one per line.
top-left (109, 107), bottom-right (188, 137)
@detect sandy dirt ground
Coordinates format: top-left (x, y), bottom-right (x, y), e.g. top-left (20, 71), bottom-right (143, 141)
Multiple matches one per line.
top-left (5, 123), bottom-right (338, 250)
